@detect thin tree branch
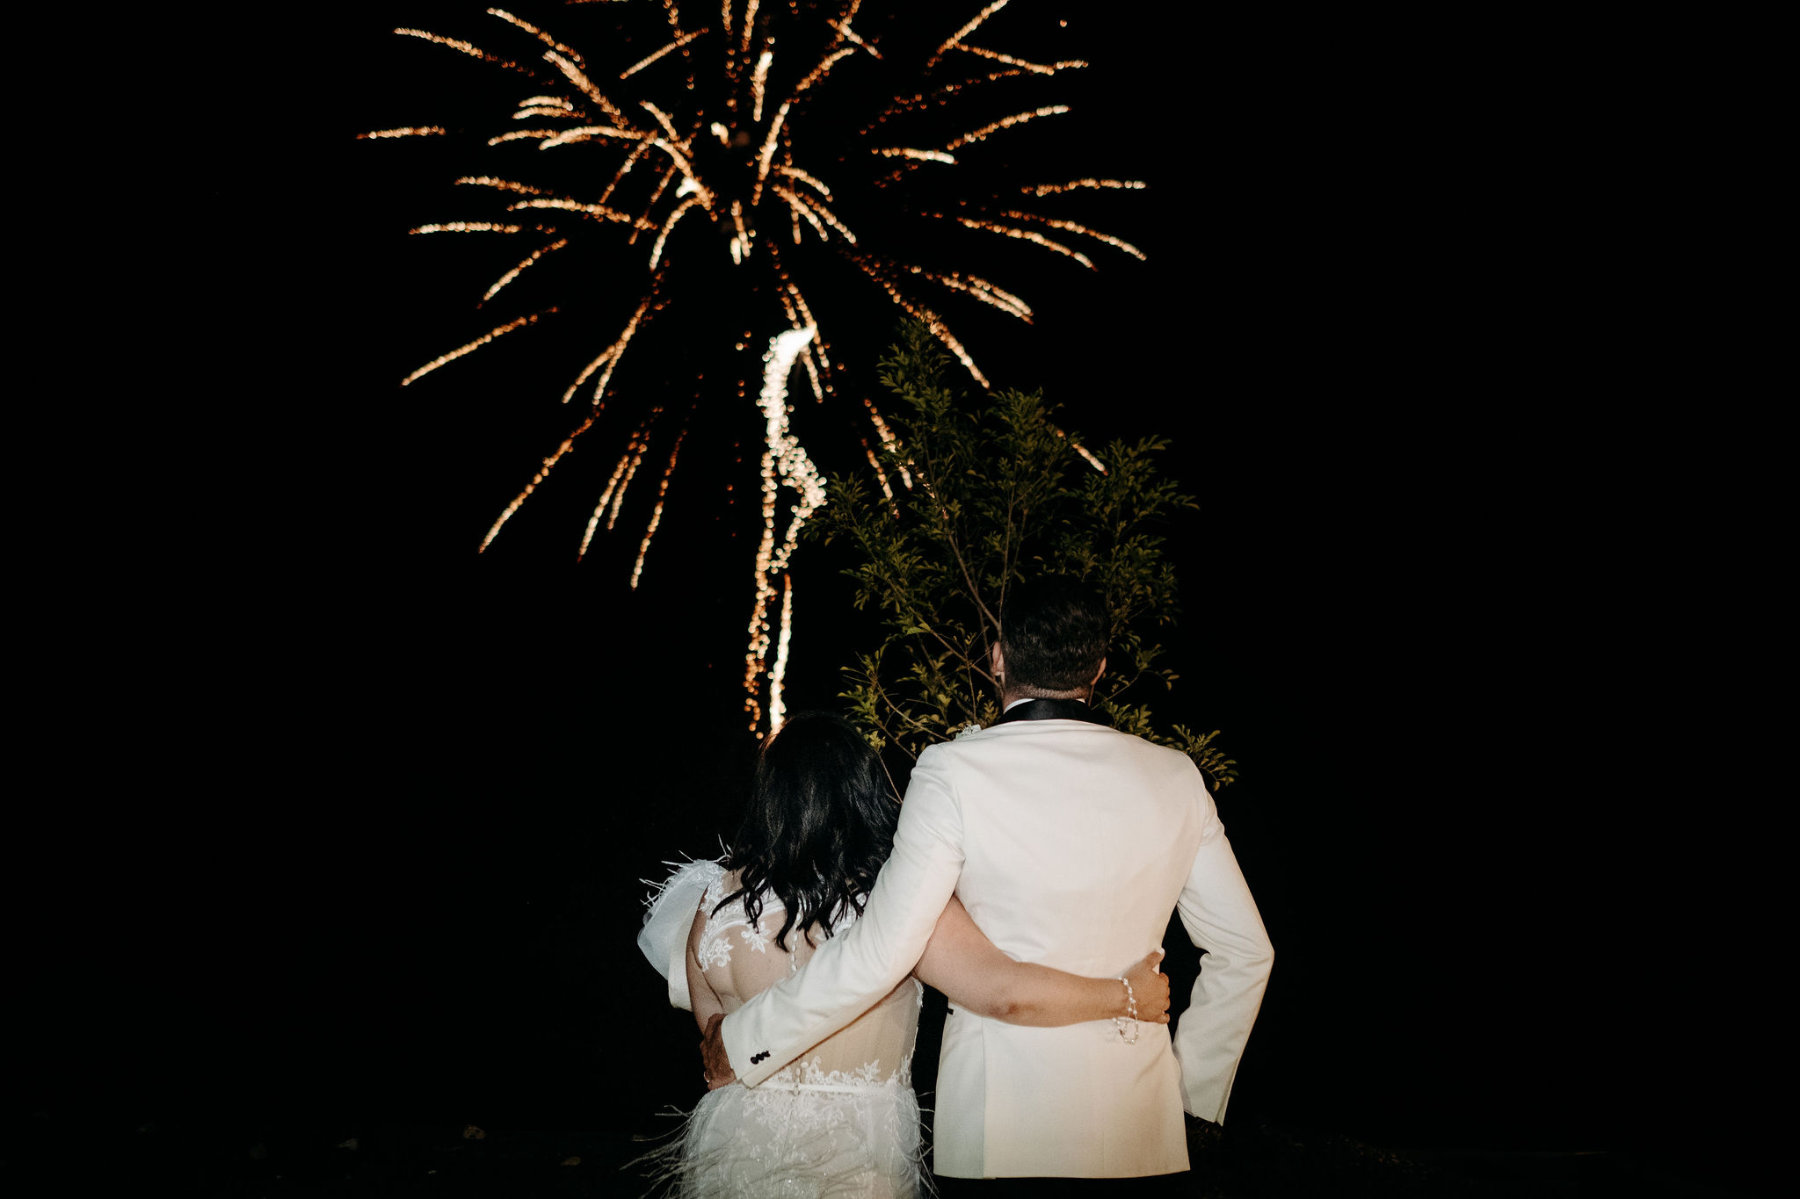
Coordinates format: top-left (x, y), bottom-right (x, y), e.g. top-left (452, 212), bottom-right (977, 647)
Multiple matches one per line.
top-left (868, 678), bottom-right (933, 757)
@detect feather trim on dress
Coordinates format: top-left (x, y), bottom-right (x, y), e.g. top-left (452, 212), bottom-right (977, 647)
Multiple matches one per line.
top-left (638, 856), bottom-right (727, 1011)
top-left (628, 1080), bottom-right (928, 1198)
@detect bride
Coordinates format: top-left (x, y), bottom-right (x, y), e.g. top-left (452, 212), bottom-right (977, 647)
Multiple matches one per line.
top-left (639, 711), bottom-right (1168, 1197)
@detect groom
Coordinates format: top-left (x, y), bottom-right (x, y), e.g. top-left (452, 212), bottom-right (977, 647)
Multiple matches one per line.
top-left (702, 577), bottom-right (1273, 1190)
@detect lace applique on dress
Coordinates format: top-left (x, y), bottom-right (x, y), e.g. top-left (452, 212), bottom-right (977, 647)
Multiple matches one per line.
top-left (767, 1055), bottom-right (886, 1090)
top-left (694, 874), bottom-right (790, 970)
top-left (640, 868), bottom-right (928, 1197)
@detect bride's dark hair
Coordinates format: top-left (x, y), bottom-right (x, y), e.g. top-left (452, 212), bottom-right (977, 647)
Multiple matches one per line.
top-left (717, 710), bottom-right (898, 951)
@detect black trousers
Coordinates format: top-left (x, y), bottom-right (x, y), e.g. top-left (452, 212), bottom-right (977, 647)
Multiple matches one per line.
top-left (934, 1172), bottom-right (1190, 1197)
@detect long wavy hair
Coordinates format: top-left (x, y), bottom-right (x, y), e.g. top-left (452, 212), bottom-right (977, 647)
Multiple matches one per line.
top-left (717, 711), bottom-right (898, 951)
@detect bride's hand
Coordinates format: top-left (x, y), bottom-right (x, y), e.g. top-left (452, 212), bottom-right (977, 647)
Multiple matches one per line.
top-left (1124, 950), bottom-right (1170, 1023)
top-left (700, 1013), bottom-right (736, 1089)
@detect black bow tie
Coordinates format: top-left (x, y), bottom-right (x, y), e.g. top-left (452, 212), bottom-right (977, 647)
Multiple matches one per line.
top-left (991, 698), bottom-right (1110, 727)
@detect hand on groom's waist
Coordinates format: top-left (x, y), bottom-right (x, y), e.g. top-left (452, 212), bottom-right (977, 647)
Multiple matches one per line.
top-left (700, 1013), bottom-right (737, 1090)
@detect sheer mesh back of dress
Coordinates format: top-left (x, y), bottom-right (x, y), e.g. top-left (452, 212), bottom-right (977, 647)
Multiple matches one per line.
top-left (694, 870), bottom-right (921, 1086)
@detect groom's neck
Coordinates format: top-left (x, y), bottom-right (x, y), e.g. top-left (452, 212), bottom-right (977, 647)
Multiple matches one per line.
top-left (1001, 686), bottom-right (1089, 708)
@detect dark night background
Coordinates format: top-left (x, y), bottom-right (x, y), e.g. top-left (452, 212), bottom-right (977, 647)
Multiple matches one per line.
top-left (16, 3), bottom-right (1770, 1195)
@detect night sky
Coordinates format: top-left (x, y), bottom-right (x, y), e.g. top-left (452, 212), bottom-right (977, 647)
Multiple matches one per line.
top-left (20, 2), bottom-right (1760, 1190)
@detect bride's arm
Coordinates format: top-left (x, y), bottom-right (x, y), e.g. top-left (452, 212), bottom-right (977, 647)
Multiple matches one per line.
top-left (912, 895), bottom-right (1170, 1027)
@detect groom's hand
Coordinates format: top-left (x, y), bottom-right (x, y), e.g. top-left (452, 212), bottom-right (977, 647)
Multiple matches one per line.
top-left (700, 1013), bottom-right (736, 1090)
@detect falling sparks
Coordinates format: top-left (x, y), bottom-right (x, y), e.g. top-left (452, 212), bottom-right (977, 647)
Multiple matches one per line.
top-left (994, 211), bottom-right (1146, 260)
top-left (357, 126), bottom-right (446, 140)
top-left (862, 398), bottom-right (910, 489)
top-left (863, 440), bottom-right (895, 504)
top-left (400, 311), bottom-right (548, 387)
top-left (631, 421), bottom-right (688, 588)
top-left (870, 106), bottom-right (1070, 160)
top-left (945, 104), bottom-right (1070, 149)
top-left (743, 327), bottom-right (827, 730)
top-left (577, 435), bottom-right (638, 560)
top-left (557, 291), bottom-right (652, 405)
top-left (875, 147), bottom-right (957, 163)
top-left (408, 221), bottom-right (525, 235)
top-left (929, 0), bottom-right (1012, 66)
top-left (509, 197), bottom-right (650, 228)
top-left (482, 237), bottom-right (568, 303)
top-left (456, 175), bottom-right (549, 197)
top-left (946, 216), bottom-right (1095, 269)
top-left (1021, 178), bottom-right (1146, 196)
top-left (750, 45), bottom-right (775, 122)
top-left (1062, 434), bottom-right (1107, 474)
top-left (907, 268), bottom-right (1034, 322)
top-left (950, 45), bottom-right (1086, 75)
top-left (373, 2), bottom-right (1142, 729)
top-left (768, 572), bottom-right (796, 728)
top-left (622, 27), bottom-right (707, 80)
top-left (393, 28), bottom-right (520, 70)
top-left (486, 7), bottom-right (587, 64)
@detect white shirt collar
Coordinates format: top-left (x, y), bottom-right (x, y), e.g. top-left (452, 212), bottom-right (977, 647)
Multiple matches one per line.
top-left (1003, 696), bottom-right (1086, 712)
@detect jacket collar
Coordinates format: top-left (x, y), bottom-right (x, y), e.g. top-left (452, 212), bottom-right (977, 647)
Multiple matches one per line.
top-left (990, 697), bottom-right (1110, 727)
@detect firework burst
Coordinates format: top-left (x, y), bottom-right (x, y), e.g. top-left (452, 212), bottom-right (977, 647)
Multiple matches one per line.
top-left (368, 2), bottom-right (1143, 728)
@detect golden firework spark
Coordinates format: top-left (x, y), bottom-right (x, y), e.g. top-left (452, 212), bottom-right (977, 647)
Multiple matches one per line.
top-left (400, 311), bottom-right (549, 387)
top-left (373, 2), bottom-right (1141, 728)
top-left (357, 126), bottom-right (447, 140)
top-left (480, 237), bottom-right (568, 303)
top-left (743, 326), bottom-right (826, 728)
top-left (1020, 178), bottom-right (1146, 196)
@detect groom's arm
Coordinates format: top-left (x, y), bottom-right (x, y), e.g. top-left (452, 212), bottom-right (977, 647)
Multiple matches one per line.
top-left (713, 744), bottom-right (965, 1088)
top-left (1170, 776), bottom-right (1274, 1123)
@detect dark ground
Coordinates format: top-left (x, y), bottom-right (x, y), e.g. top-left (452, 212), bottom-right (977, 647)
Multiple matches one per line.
top-left (8, 1110), bottom-right (1755, 1198)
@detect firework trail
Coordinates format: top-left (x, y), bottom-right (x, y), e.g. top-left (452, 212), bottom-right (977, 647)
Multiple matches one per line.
top-left (370, 2), bottom-right (1142, 728)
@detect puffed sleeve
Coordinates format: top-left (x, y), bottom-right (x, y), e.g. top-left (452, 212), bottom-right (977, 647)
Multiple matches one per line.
top-left (638, 858), bottom-right (726, 1011)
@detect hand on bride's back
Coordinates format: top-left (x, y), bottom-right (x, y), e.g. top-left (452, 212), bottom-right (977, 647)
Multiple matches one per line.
top-left (1125, 951), bottom-right (1171, 1023)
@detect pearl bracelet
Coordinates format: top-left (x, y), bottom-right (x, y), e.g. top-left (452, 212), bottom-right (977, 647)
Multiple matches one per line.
top-left (1115, 975), bottom-right (1139, 1045)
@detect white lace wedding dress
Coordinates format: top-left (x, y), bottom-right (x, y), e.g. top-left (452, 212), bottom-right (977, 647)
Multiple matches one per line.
top-left (638, 861), bottom-right (925, 1198)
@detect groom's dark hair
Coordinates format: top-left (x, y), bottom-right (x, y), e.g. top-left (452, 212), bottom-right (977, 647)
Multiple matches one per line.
top-left (719, 711), bottom-right (898, 952)
top-left (999, 577), bottom-right (1108, 694)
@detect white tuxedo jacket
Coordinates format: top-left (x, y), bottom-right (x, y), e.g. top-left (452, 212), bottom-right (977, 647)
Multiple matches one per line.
top-left (720, 713), bottom-right (1273, 1179)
